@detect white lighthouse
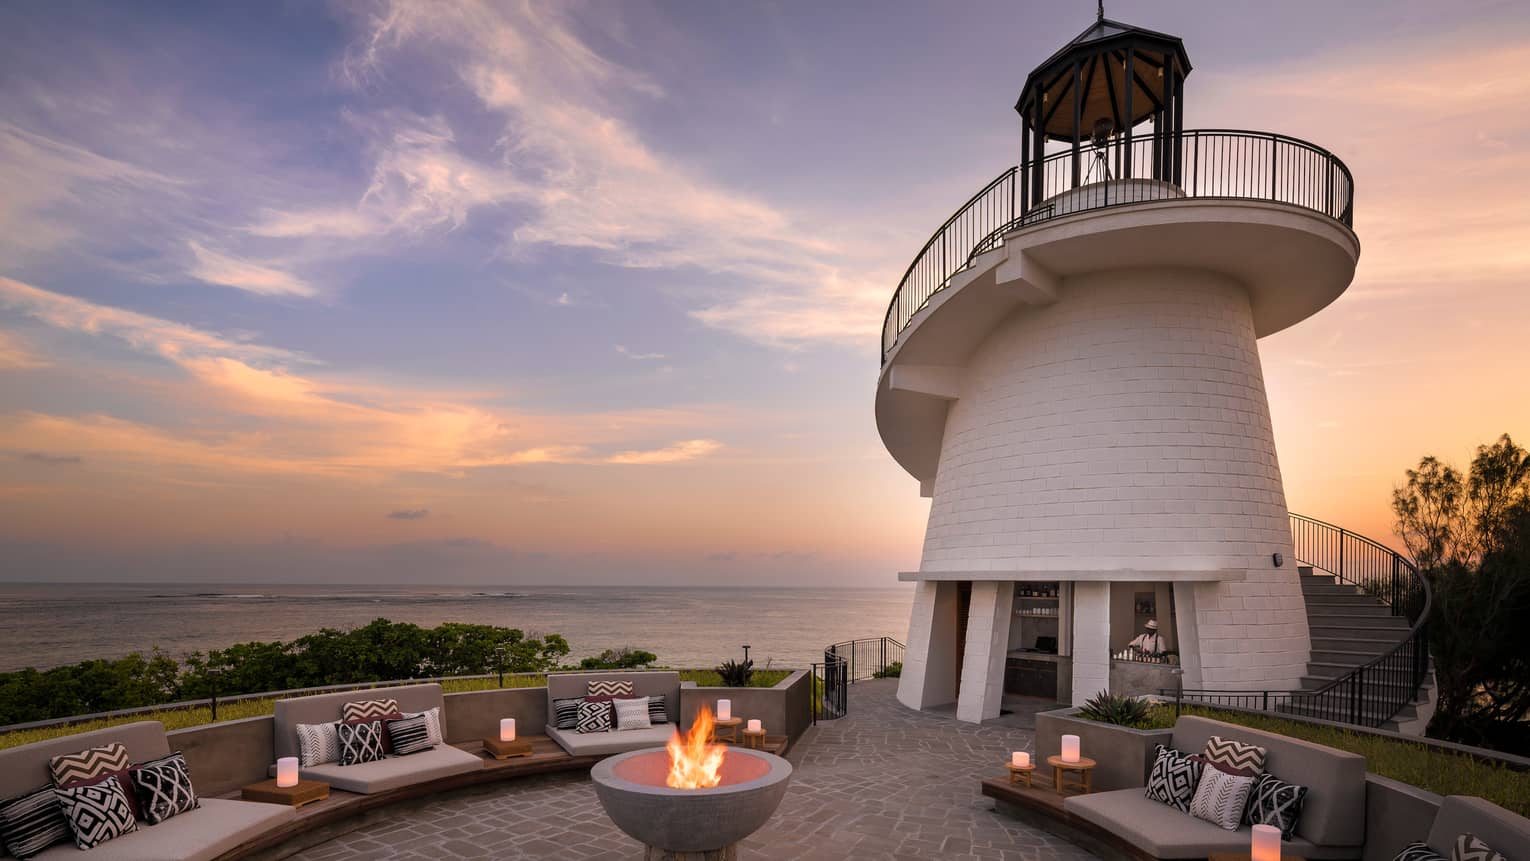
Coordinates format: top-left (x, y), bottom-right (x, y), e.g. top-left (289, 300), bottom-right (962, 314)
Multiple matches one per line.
top-left (880, 14), bottom-right (1358, 722)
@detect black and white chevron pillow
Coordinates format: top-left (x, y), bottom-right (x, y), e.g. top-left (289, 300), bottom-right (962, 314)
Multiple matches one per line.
top-left (341, 697), bottom-right (401, 722)
top-left (1454, 834), bottom-right (1508, 861)
top-left (0, 786), bottom-right (72, 859)
top-left (1394, 843), bottom-right (1447, 861)
top-left (337, 720), bottom-right (386, 766)
top-left (296, 721), bottom-right (341, 767)
top-left (553, 697), bottom-right (582, 730)
top-left (1189, 767), bottom-right (1256, 830)
top-left (385, 715), bottom-right (435, 756)
top-left (647, 694), bottom-right (667, 724)
top-left (54, 776), bottom-right (137, 850)
top-left (577, 699), bottom-right (612, 733)
top-left (1144, 745), bottom-right (1202, 813)
top-left (48, 742), bottom-right (130, 788)
top-left (1245, 771), bottom-right (1307, 840)
top-left (1203, 735), bottom-right (1266, 776)
top-left (587, 679), bottom-right (634, 697)
top-left (129, 754), bottom-right (199, 825)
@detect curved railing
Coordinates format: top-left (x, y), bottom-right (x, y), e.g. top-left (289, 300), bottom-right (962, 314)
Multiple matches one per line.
top-left (881, 129), bottom-right (1356, 365)
top-left (1170, 513), bottom-right (1433, 728)
top-left (812, 636), bottom-right (905, 722)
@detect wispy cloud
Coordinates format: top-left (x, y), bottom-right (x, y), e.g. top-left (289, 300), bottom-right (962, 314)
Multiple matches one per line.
top-left (0, 332), bottom-right (47, 369)
top-left (186, 241), bottom-right (316, 298)
top-left (614, 344), bottom-right (664, 360)
top-left (386, 508), bottom-right (429, 520)
top-left (21, 452), bottom-right (82, 465)
top-left (607, 439), bottom-right (722, 465)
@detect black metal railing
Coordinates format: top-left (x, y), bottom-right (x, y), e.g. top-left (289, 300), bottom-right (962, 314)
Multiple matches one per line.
top-left (811, 636), bottom-right (905, 723)
top-left (1168, 513), bottom-right (1433, 728)
top-left (810, 657), bottom-right (847, 724)
top-left (881, 129), bottom-right (1355, 364)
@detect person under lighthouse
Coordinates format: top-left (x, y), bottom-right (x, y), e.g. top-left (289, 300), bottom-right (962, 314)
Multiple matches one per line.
top-left (1126, 620), bottom-right (1167, 659)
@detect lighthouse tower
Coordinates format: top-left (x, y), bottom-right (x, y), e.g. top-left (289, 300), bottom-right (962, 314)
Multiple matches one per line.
top-left (879, 14), bottom-right (1358, 722)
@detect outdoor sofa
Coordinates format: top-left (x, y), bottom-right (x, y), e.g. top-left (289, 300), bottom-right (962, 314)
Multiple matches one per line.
top-left (1064, 715), bottom-right (1365, 859)
top-left (270, 682), bottom-right (481, 794)
top-left (0, 720), bottom-right (294, 861)
top-left (544, 670), bottom-right (680, 756)
top-left (1421, 795), bottom-right (1530, 857)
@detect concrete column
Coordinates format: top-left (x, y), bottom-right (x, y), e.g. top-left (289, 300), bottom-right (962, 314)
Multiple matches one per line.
top-left (898, 581), bottom-right (959, 709)
top-left (1071, 581), bottom-right (1110, 706)
top-left (956, 581), bottom-right (1014, 722)
top-left (1172, 582), bottom-right (1204, 690)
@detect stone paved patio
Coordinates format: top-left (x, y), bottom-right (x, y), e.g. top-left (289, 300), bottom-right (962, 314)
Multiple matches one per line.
top-left (292, 679), bottom-right (1097, 860)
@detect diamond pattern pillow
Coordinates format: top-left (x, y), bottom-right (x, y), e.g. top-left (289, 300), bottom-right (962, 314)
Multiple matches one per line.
top-left (553, 697), bottom-right (582, 730)
top-left (296, 721), bottom-right (341, 767)
top-left (0, 786), bottom-right (72, 859)
top-left (1395, 843), bottom-right (1448, 861)
top-left (1203, 735), bottom-right (1267, 776)
top-left (337, 720), bottom-right (386, 766)
top-left (1245, 771), bottom-right (1307, 840)
top-left (129, 754), bottom-right (199, 825)
top-left (55, 776), bottom-right (137, 850)
top-left (385, 714), bottom-right (435, 756)
top-left (646, 694), bottom-right (668, 724)
top-left (587, 679), bottom-right (634, 697)
top-left (1189, 767), bottom-right (1257, 830)
top-left (577, 699), bottom-right (613, 733)
top-left (614, 696), bottom-right (653, 731)
top-left (48, 742), bottom-right (130, 787)
top-left (1453, 834), bottom-right (1508, 861)
top-left (1144, 744), bottom-right (1202, 813)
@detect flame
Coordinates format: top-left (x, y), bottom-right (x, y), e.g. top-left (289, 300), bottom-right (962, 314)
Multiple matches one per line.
top-left (666, 705), bottom-right (726, 789)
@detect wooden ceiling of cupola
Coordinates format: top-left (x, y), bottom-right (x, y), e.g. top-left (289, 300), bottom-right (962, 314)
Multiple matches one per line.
top-left (1015, 16), bottom-right (1191, 143)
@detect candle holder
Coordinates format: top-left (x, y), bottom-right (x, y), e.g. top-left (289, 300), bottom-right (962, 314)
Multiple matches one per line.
top-left (500, 718), bottom-right (517, 742)
top-left (1060, 734), bottom-right (1081, 763)
top-left (1251, 823), bottom-right (1281, 861)
top-left (1005, 752), bottom-right (1035, 787)
top-left (484, 717), bottom-right (532, 760)
top-left (716, 699), bottom-right (732, 721)
top-left (275, 757), bottom-right (299, 789)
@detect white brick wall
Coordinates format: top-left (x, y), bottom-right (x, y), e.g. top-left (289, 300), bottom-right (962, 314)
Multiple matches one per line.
top-left (918, 269), bottom-right (1309, 689)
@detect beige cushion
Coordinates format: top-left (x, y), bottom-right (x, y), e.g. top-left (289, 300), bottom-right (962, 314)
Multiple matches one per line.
top-left (272, 684), bottom-right (446, 761)
top-left (545, 672), bottom-right (680, 724)
top-left (546, 724), bottom-right (674, 757)
top-left (288, 744), bottom-right (481, 794)
top-left (1064, 790), bottom-right (1349, 859)
top-left (27, 798), bottom-right (293, 861)
top-left (0, 722), bottom-right (169, 801)
top-left (1427, 796), bottom-right (1530, 856)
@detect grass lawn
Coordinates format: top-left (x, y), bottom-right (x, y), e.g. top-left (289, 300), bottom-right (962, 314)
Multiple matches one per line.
top-left (0, 669), bottom-right (795, 751)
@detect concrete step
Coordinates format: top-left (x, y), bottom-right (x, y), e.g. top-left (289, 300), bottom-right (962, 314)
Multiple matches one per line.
top-left (1308, 628), bottom-right (1403, 643)
top-left (1301, 611), bottom-right (1409, 628)
top-left (1301, 584), bottom-right (1368, 598)
top-left (1309, 649), bottom-right (1394, 667)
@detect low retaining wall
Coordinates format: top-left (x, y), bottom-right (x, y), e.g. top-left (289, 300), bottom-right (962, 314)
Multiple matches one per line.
top-left (170, 715), bottom-right (276, 798)
top-left (442, 687), bottom-right (547, 744)
top-left (678, 670), bottom-right (813, 747)
top-left (1035, 708), bottom-right (1170, 792)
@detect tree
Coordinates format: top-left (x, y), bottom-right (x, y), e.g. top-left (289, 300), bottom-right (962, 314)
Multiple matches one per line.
top-left (579, 647), bottom-right (658, 670)
top-left (1393, 434), bottom-right (1530, 568)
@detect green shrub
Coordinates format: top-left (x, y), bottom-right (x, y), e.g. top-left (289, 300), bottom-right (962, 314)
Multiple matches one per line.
top-left (873, 661), bottom-right (902, 679)
top-left (1077, 690), bottom-right (1153, 728)
top-left (716, 658), bottom-right (754, 687)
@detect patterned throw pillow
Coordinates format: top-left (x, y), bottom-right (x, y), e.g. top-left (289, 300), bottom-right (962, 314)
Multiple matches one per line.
top-left (577, 699), bottom-right (613, 733)
top-left (614, 696), bottom-right (653, 731)
top-left (336, 721), bottom-right (386, 766)
top-left (0, 786), bottom-right (72, 859)
top-left (1245, 771), bottom-right (1308, 840)
top-left (341, 697), bottom-right (401, 722)
top-left (1202, 735), bottom-right (1267, 776)
top-left (1453, 834), bottom-right (1508, 861)
top-left (1395, 843), bottom-right (1448, 861)
top-left (553, 697), bottom-right (582, 730)
top-left (385, 714), bottom-right (435, 756)
top-left (1188, 767), bottom-right (1257, 830)
top-left (647, 694), bottom-right (668, 724)
top-left (48, 741), bottom-right (130, 787)
top-left (1144, 744), bottom-right (1203, 813)
top-left (54, 776), bottom-right (137, 850)
top-left (403, 707), bottom-right (444, 747)
top-left (296, 722), bottom-right (341, 767)
top-left (129, 754), bottom-right (199, 825)
top-left (587, 679), bottom-right (634, 697)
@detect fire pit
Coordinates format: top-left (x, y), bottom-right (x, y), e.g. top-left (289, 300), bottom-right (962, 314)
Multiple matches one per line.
top-left (591, 708), bottom-right (792, 860)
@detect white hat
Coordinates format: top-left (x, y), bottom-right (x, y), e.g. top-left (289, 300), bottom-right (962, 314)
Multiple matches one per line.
top-left (1145, 619), bottom-right (1159, 631)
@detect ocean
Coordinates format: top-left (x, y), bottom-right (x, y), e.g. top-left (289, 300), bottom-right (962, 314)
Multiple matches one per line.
top-left (0, 583), bottom-right (915, 673)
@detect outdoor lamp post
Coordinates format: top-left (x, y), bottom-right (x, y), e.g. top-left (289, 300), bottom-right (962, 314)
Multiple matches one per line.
top-left (495, 644), bottom-right (507, 688)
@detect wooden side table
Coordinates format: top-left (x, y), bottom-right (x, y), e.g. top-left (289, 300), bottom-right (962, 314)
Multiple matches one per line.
top-left (483, 737), bottom-right (533, 760)
top-left (1005, 762), bottom-right (1036, 787)
top-left (242, 779), bottom-right (329, 808)
top-left (740, 728), bottom-right (766, 750)
top-left (711, 717), bottom-right (742, 743)
top-left (1045, 755), bottom-right (1097, 796)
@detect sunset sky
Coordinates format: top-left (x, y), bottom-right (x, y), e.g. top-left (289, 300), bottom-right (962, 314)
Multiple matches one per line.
top-left (2, 0), bottom-right (1528, 586)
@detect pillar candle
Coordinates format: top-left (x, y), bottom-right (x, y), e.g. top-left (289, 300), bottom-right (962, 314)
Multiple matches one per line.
top-left (717, 699), bottom-right (732, 721)
top-left (747, 719), bottom-right (762, 733)
top-left (500, 718), bottom-right (516, 742)
top-left (1011, 751), bottom-right (1030, 768)
top-left (1060, 734), bottom-right (1081, 763)
top-left (1251, 824), bottom-right (1280, 861)
top-left (275, 757), bottom-right (299, 789)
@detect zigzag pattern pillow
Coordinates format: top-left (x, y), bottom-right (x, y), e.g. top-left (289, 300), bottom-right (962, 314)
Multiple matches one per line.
top-left (0, 786), bottom-right (72, 859)
top-left (337, 721), bottom-right (386, 766)
top-left (48, 742), bottom-right (130, 787)
top-left (1144, 745), bottom-right (1202, 813)
top-left (1203, 735), bottom-right (1266, 775)
top-left (55, 776), bottom-right (136, 850)
top-left (1453, 834), bottom-right (1508, 861)
top-left (1245, 771), bottom-right (1307, 840)
top-left (341, 697), bottom-right (401, 722)
top-left (1189, 766), bottom-right (1256, 830)
top-left (129, 754), bottom-right (199, 825)
top-left (553, 697), bottom-right (582, 730)
top-left (577, 699), bottom-right (612, 733)
top-left (647, 694), bottom-right (668, 724)
top-left (385, 714), bottom-right (434, 756)
top-left (296, 722), bottom-right (341, 767)
top-left (1394, 843), bottom-right (1448, 861)
top-left (587, 680), bottom-right (634, 697)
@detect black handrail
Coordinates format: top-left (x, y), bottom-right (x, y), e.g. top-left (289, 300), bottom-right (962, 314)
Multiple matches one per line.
top-left (812, 636), bottom-right (905, 723)
top-left (881, 129), bottom-right (1355, 365)
top-left (1170, 513), bottom-right (1434, 728)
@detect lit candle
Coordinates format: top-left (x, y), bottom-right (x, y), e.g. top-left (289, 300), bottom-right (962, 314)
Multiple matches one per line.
top-left (1060, 734), bottom-right (1081, 763)
top-left (717, 699), bottom-right (732, 721)
top-left (1011, 751), bottom-right (1030, 768)
top-left (747, 719), bottom-right (762, 733)
top-left (500, 718), bottom-right (516, 742)
top-left (1251, 824), bottom-right (1280, 861)
top-left (275, 757), bottom-right (299, 789)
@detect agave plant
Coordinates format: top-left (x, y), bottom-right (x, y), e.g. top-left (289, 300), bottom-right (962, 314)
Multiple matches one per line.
top-left (1078, 690), bottom-right (1152, 727)
top-left (716, 658), bottom-right (754, 687)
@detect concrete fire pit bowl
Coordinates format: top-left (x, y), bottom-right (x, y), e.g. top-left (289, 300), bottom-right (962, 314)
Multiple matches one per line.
top-left (591, 747), bottom-right (793, 860)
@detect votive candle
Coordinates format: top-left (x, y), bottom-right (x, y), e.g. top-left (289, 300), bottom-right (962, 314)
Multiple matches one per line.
top-left (717, 699), bottom-right (732, 721)
top-left (500, 718), bottom-right (516, 742)
top-left (1011, 751), bottom-right (1030, 768)
top-left (747, 719), bottom-right (762, 733)
top-left (1060, 734), bottom-right (1081, 763)
top-left (1251, 824), bottom-right (1280, 861)
top-left (275, 757), bottom-right (299, 789)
